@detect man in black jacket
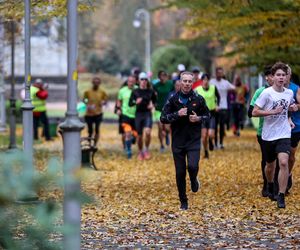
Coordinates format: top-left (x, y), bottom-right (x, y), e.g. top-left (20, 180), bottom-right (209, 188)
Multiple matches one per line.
top-left (161, 71), bottom-right (210, 210)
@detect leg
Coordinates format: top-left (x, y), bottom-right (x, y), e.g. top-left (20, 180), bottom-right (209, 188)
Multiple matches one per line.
top-left (158, 122), bottom-right (164, 149)
top-left (33, 115), bottom-right (40, 140)
top-left (135, 113), bottom-right (144, 159)
top-left (201, 128), bottom-right (208, 151)
top-left (144, 128), bottom-right (151, 150)
top-left (278, 153), bottom-right (289, 194)
top-left (85, 116), bottom-right (93, 138)
top-left (187, 150), bottom-right (200, 186)
top-left (257, 136), bottom-right (268, 196)
top-left (122, 122), bottom-right (133, 159)
top-left (232, 104), bottom-right (239, 135)
top-left (40, 112), bottom-right (51, 140)
top-left (214, 112), bottom-right (219, 147)
top-left (94, 114), bottom-right (103, 146)
top-left (219, 110), bottom-right (227, 147)
top-left (172, 149), bottom-right (188, 203)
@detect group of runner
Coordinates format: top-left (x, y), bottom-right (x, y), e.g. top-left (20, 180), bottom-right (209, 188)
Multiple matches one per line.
top-left (83, 62), bottom-right (298, 210)
top-left (115, 65), bottom-right (243, 160)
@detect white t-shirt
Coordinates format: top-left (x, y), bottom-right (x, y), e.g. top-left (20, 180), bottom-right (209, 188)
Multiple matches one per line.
top-left (210, 78), bottom-right (235, 109)
top-left (255, 87), bottom-right (294, 141)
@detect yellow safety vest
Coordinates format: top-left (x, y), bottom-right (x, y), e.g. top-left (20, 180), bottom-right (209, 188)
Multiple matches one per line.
top-left (30, 86), bottom-right (46, 112)
top-left (195, 85), bottom-right (216, 111)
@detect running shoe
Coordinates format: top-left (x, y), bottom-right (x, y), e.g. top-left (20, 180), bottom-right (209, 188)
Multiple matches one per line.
top-left (144, 150), bottom-right (151, 160)
top-left (277, 193), bottom-right (285, 208)
top-left (137, 152), bottom-right (144, 160)
top-left (180, 201), bottom-right (188, 210)
top-left (191, 177), bottom-right (200, 193)
top-left (160, 146), bottom-right (165, 153)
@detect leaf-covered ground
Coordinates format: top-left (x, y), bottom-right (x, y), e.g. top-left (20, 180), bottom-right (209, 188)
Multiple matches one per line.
top-left (37, 124), bottom-right (300, 249)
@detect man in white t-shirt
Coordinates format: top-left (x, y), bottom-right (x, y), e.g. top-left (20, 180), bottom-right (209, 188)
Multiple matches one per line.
top-left (210, 67), bottom-right (235, 149)
top-left (253, 62), bottom-right (297, 209)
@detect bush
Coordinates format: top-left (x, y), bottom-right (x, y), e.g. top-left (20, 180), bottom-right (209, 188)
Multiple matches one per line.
top-left (151, 45), bottom-right (198, 77)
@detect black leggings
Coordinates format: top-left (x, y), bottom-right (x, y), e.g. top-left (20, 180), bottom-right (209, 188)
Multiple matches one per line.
top-left (257, 135), bottom-right (267, 186)
top-left (85, 114), bottom-right (103, 138)
top-left (215, 109), bottom-right (228, 146)
top-left (172, 149), bottom-right (200, 202)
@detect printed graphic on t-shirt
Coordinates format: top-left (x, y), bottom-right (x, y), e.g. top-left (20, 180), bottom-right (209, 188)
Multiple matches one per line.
top-left (270, 99), bottom-right (289, 118)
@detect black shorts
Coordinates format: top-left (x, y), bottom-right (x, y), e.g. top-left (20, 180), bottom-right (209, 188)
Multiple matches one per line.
top-left (262, 138), bottom-right (291, 163)
top-left (202, 116), bottom-right (216, 129)
top-left (85, 114), bottom-right (103, 135)
top-left (135, 112), bottom-right (153, 135)
top-left (121, 115), bottom-right (135, 130)
top-left (291, 132), bottom-right (300, 148)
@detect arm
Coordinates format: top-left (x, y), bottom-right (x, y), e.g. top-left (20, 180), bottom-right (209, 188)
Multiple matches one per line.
top-left (160, 98), bottom-right (181, 124)
top-left (128, 91), bottom-right (136, 107)
top-left (252, 104), bottom-right (283, 117)
top-left (102, 91), bottom-right (108, 105)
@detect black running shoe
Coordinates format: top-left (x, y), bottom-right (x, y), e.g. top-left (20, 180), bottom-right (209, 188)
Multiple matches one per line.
top-left (180, 201), bottom-right (188, 210)
top-left (277, 193), bottom-right (285, 209)
top-left (191, 177), bottom-right (200, 193)
top-left (267, 183), bottom-right (277, 201)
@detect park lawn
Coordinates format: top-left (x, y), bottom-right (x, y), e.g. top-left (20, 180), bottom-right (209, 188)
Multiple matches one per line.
top-left (31, 124), bottom-right (300, 248)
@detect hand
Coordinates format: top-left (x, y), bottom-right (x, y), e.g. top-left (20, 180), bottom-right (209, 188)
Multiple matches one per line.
top-left (147, 101), bottom-right (154, 110)
top-left (136, 97), bottom-right (142, 104)
top-left (289, 103), bottom-right (298, 112)
top-left (271, 105), bottom-right (283, 115)
top-left (116, 109), bottom-right (121, 116)
top-left (178, 107), bottom-right (187, 117)
top-left (289, 119), bottom-right (295, 129)
top-left (189, 111), bottom-right (200, 122)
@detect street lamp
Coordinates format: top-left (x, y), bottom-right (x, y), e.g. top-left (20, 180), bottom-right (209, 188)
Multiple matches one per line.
top-left (0, 19), bottom-right (6, 132)
top-left (133, 8), bottom-right (151, 75)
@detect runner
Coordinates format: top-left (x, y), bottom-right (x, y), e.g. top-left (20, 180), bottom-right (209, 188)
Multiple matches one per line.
top-left (161, 71), bottom-right (210, 210)
top-left (210, 67), bottom-right (235, 149)
top-left (129, 72), bottom-right (156, 160)
top-left (83, 77), bottom-right (108, 146)
top-left (192, 66), bottom-right (203, 90)
top-left (252, 62), bottom-right (296, 208)
top-left (116, 75), bottom-right (138, 159)
top-left (285, 65), bottom-right (300, 194)
top-left (232, 75), bottom-right (249, 136)
top-left (153, 70), bottom-right (174, 152)
top-left (195, 73), bottom-right (220, 158)
top-left (248, 65), bottom-right (273, 197)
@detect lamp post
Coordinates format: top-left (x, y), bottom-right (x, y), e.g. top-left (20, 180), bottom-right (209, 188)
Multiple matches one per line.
top-left (9, 20), bottom-right (17, 149)
top-left (58, 0), bottom-right (84, 249)
top-left (19, 0), bottom-right (38, 202)
top-left (133, 8), bottom-right (151, 74)
top-left (0, 19), bottom-right (6, 132)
